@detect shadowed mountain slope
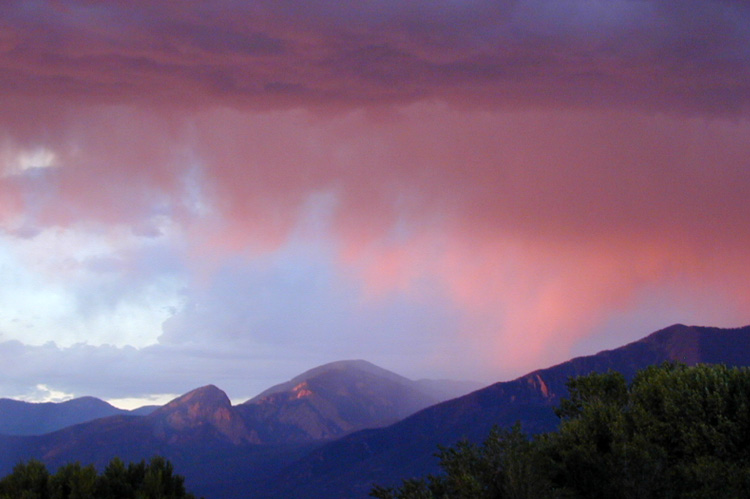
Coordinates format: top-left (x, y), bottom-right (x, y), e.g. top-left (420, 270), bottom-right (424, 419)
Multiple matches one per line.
top-left (262, 324), bottom-right (750, 498)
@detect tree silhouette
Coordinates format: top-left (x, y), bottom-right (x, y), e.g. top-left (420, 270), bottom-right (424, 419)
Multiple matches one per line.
top-left (0, 457), bottom-right (199, 499)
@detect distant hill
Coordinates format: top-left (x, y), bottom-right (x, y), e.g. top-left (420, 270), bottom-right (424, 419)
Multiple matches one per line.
top-left (0, 397), bottom-right (153, 436)
top-left (129, 405), bottom-right (159, 416)
top-left (261, 324), bottom-right (750, 498)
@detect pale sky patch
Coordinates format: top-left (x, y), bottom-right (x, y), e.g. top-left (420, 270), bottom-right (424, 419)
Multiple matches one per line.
top-left (106, 393), bottom-right (182, 411)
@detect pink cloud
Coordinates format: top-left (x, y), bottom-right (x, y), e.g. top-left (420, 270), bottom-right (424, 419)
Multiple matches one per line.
top-left (0, 1), bottom-right (748, 384)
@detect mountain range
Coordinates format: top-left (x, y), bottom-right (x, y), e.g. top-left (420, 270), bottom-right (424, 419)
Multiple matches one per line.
top-left (0, 358), bottom-right (481, 496)
top-left (1, 324), bottom-right (749, 498)
top-left (265, 324), bottom-right (750, 497)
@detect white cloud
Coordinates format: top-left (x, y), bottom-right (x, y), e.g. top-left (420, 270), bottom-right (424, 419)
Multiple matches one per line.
top-left (15, 384), bottom-right (75, 404)
top-left (0, 224), bottom-right (185, 347)
top-left (1, 146), bottom-right (58, 178)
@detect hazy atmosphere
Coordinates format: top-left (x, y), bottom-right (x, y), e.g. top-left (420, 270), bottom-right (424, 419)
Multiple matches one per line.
top-left (1, 1), bottom-right (749, 408)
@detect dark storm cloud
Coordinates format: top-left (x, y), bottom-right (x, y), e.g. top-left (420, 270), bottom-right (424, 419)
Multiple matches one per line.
top-left (0, 1), bottom-right (747, 113)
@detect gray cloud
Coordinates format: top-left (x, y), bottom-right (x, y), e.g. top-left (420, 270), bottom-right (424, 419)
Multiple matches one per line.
top-left (159, 240), bottom-right (465, 370)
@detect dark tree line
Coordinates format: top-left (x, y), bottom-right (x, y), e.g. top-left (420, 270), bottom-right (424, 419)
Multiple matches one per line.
top-left (0, 456), bottom-right (199, 499)
top-left (372, 363), bottom-right (750, 498)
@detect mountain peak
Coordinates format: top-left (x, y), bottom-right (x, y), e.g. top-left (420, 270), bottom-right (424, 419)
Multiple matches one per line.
top-left (248, 359), bottom-right (412, 402)
top-left (149, 385), bottom-right (256, 444)
top-left (237, 359), bottom-right (441, 443)
top-left (168, 384), bottom-right (229, 406)
top-left (625, 323), bottom-right (750, 366)
top-left (150, 385), bottom-right (231, 420)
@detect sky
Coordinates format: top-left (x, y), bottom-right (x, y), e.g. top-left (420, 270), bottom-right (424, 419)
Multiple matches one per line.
top-left (1, 0), bottom-right (749, 409)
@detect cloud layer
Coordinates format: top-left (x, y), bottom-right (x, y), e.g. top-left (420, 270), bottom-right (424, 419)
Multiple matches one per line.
top-left (2, 1), bottom-right (749, 112)
top-left (0, 1), bottom-right (749, 404)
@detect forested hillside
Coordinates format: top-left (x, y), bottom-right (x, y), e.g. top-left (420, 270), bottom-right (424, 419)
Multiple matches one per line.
top-left (373, 363), bottom-right (750, 498)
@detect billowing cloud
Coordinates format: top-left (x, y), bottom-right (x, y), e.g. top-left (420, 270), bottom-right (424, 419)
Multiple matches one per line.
top-left (0, 1), bottom-right (748, 403)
